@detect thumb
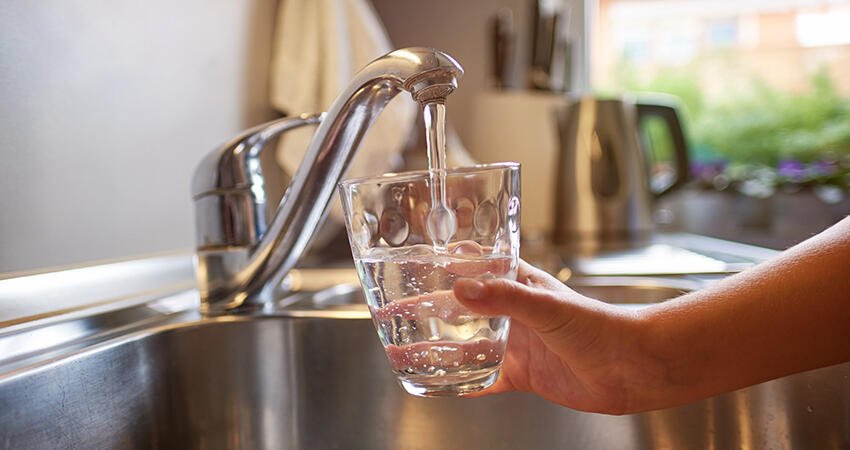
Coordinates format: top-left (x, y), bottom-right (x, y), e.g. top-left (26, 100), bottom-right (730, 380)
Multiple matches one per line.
top-left (453, 277), bottom-right (574, 335)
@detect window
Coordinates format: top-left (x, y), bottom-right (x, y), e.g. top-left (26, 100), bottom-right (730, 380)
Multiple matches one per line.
top-left (707, 18), bottom-right (739, 48)
top-left (592, 0), bottom-right (850, 194)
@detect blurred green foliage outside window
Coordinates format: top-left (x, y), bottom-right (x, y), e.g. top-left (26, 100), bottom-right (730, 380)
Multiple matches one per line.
top-left (593, 0), bottom-right (850, 196)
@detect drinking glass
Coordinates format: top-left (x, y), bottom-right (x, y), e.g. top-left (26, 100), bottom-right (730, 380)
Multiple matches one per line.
top-left (338, 162), bottom-right (520, 396)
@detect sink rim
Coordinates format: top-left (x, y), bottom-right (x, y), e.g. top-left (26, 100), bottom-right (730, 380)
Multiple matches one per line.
top-left (567, 275), bottom-right (703, 293)
top-left (0, 232), bottom-right (778, 386)
top-left (0, 274), bottom-right (701, 381)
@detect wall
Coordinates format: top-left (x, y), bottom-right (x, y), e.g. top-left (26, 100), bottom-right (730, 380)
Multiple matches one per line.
top-left (0, 0), bottom-right (279, 273)
top-left (372, 0), bottom-right (589, 147)
top-left (0, 0), bottom-right (589, 274)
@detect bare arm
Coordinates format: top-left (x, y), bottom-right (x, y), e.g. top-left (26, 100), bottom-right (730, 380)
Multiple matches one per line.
top-left (638, 216), bottom-right (850, 410)
top-left (452, 217), bottom-right (850, 414)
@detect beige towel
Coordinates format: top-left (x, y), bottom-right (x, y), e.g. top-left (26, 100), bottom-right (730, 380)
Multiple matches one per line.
top-left (269, 0), bottom-right (415, 185)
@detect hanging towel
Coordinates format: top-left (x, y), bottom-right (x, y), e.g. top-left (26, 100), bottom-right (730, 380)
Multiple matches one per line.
top-left (269, 0), bottom-right (415, 185)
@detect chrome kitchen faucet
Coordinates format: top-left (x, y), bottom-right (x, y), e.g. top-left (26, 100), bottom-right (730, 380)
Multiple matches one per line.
top-left (191, 48), bottom-right (464, 313)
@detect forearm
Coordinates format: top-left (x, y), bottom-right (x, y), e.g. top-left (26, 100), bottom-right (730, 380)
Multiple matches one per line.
top-left (637, 217), bottom-right (850, 410)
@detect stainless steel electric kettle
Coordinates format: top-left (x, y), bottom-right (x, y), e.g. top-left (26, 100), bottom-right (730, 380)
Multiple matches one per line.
top-left (552, 96), bottom-right (689, 246)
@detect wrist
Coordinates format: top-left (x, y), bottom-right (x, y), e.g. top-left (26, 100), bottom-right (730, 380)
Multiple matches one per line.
top-left (625, 303), bottom-right (691, 412)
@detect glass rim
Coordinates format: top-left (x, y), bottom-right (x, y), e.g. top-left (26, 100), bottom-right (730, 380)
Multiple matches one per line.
top-left (338, 162), bottom-right (520, 188)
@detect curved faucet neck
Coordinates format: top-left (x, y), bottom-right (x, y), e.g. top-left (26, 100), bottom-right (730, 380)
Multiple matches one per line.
top-left (195, 47), bottom-right (463, 313)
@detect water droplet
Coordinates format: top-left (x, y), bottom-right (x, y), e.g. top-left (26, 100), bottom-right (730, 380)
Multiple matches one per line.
top-left (434, 369), bottom-right (446, 377)
top-left (806, 405), bottom-right (814, 413)
top-left (476, 354), bottom-right (486, 361)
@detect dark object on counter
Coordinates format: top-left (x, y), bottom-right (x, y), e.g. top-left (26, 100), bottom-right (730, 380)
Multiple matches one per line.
top-left (528, 0), bottom-right (572, 92)
top-left (489, 8), bottom-right (515, 89)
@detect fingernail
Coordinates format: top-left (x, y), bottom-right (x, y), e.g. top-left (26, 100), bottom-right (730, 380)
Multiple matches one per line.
top-left (456, 279), bottom-right (485, 300)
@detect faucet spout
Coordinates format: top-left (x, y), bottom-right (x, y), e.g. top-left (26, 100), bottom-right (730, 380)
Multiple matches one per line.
top-left (194, 47), bottom-right (463, 313)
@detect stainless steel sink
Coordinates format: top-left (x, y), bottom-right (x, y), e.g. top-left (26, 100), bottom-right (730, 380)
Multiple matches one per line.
top-left (2, 281), bottom-right (849, 449)
top-left (568, 276), bottom-right (699, 304)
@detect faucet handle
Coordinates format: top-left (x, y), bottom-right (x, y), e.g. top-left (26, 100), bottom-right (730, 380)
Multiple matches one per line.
top-left (191, 113), bottom-right (324, 200)
top-left (192, 113), bottom-right (323, 249)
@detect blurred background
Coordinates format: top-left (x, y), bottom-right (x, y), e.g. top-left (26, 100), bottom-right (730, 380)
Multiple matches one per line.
top-left (1, 0), bottom-right (849, 273)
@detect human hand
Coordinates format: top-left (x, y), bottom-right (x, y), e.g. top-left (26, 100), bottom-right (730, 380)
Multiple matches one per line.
top-left (377, 217), bottom-right (850, 414)
top-left (452, 261), bottom-right (656, 415)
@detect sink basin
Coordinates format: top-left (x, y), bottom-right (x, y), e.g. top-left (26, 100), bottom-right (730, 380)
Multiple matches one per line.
top-left (2, 284), bottom-right (849, 449)
top-left (568, 276), bottom-right (700, 304)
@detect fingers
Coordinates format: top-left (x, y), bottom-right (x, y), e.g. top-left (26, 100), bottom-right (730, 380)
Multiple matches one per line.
top-left (453, 277), bottom-right (574, 335)
top-left (372, 290), bottom-right (472, 323)
top-left (517, 260), bottom-right (570, 291)
top-left (372, 255), bottom-right (517, 323)
top-left (444, 254), bottom-right (513, 277)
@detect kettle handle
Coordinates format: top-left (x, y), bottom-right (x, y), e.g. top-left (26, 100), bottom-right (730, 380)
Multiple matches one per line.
top-left (636, 102), bottom-right (690, 196)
